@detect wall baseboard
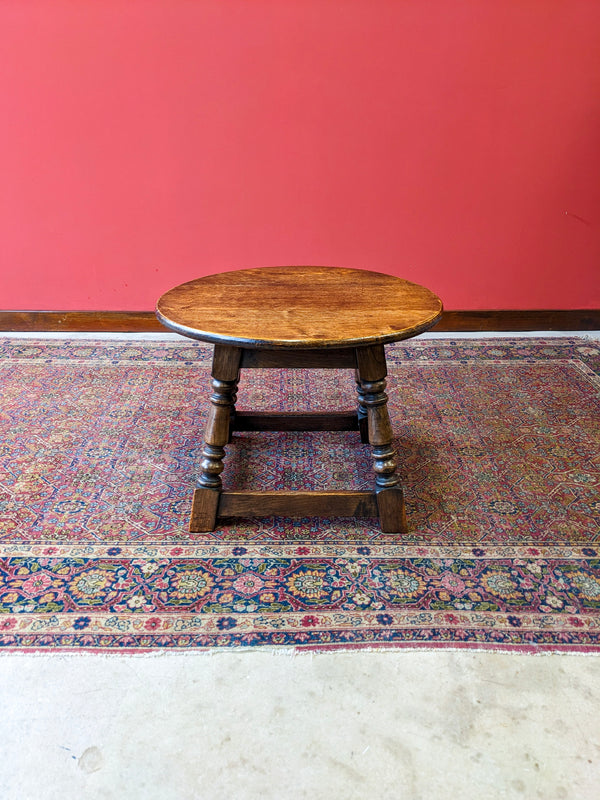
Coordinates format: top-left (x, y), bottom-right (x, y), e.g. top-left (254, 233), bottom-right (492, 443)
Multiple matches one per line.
top-left (436, 310), bottom-right (600, 332)
top-left (0, 311), bottom-right (162, 333)
top-left (0, 309), bottom-right (598, 333)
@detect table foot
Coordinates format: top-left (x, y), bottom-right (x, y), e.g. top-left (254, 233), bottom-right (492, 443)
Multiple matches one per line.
top-left (189, 487), bottom-right (220, 532)
top-left (376, 487), bottom-right (408, 533)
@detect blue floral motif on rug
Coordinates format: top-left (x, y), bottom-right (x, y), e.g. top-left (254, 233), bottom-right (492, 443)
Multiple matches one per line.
top-left (0, 337), bottom-right (599, 652)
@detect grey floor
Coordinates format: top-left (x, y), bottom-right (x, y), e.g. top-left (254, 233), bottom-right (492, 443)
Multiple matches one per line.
top-left (1, 331), bottom-right (599, 800)
top-left (1, 650), bottom-right (599, 800)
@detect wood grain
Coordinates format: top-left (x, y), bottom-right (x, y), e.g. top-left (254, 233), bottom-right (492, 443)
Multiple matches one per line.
top-left (189, 488), bottom-right (220, 532)
top-left (376, 487), bottom-right (408, 533)
top-left (156, 266), bottom-right (443, 348)
top-left (217, 490), bottom-right (379, 519)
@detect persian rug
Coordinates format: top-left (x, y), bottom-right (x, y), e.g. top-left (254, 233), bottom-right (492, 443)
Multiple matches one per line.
top-left (0, 336), bottom-right (599, 653)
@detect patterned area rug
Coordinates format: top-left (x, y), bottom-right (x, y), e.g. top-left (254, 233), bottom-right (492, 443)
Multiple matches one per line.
top-left (0, 336), bottom-right (599, 652)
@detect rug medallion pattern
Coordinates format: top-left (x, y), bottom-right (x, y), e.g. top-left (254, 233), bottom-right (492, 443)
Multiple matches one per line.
top-left (0, 337), bottom-right (599, 652)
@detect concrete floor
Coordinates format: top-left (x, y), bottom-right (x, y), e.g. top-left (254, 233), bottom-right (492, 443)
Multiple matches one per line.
top-left (1, 331), bottom-right (599, 799)
top-left (1, 650), bottom-right (599, 799)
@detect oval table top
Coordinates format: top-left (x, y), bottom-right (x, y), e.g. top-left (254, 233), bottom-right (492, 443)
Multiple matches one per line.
top-left (156, 266), bottom-right (443, 349)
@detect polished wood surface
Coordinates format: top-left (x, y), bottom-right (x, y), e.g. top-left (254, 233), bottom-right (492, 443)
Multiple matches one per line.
top-left (156, 266), bottom-right (443, 348)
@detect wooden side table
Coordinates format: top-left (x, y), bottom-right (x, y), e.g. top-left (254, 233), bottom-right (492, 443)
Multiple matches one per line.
top-left (156, 266), bottom-right (442, 533)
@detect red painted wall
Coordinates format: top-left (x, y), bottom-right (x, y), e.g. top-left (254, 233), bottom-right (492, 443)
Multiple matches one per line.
top-left (1, 1), bottom-right (599, 311)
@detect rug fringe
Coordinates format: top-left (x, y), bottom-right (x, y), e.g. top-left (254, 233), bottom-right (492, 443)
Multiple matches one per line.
top-left (1, 644), bottom-right (600, 658)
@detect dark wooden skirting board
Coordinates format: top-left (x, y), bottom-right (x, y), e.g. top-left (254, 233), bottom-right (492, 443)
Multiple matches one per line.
top-left (0, 311), bottom-right (162, 332)
top-left (1, 309), bottom-right (599, 332)
top-left (439, 309), bottom-right (600, 332)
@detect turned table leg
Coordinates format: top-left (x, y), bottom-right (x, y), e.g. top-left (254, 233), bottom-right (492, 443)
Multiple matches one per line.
top-left (356, 344), bottom-right (407, 534)
top-left (355, 369), bottom-right (370, 444)
top-left (227, 370), bottom-right (240, 444)
top-left (190, 344), bottom-right (242, 532)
